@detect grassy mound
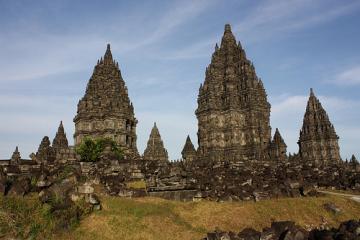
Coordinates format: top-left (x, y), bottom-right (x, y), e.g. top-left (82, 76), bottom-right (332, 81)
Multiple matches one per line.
top-left (56, 195), bottom-right (360, 240)
top-left (0, 194), bottom-right (90, 239)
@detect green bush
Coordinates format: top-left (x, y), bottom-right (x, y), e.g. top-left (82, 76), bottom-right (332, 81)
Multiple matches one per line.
top-left (75, 137), bottom-right (123, 162)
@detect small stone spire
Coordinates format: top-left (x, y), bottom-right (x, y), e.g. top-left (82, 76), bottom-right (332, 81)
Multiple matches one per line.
top-left (143, 122), bottom-right (168, 161)
top-left (270, 128), bottom-right (287, 161)
top-left (350, 154), bottom-right (358, 166)
top-left (298, 89), bottom-right (340, 164)
top-left (310, 88), bottom-right (314, 97)
top-left (181, 135), bottom-right (197, 161)
top-left (224, 23), bottom-right (232, 32)
top-left (103, 43), bottom-right (113, 65)
top-left (10, 146), bottom-right (21, 164)
top-left (52, 121), bottom-right (69, 151)
top-left (36, 136), bottom-right (55, 163)
top-left (221, 24), bottom-right (237, 48)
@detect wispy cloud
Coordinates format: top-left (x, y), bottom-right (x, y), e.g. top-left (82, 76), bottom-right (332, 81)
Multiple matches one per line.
top-left (135, 0), bottom-right (216, 47)
top-left (234, 0), bottom-right (360, 38)
top-left (161, 0), bottom-right (360, 60)
top-left (0, 0), bottom-right (216, 83)
top-left (332, 65), bottom-right (360, 86)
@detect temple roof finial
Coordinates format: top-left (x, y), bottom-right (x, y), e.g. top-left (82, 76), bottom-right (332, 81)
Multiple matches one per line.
top-left (221, 24), bottom-right (236, 48)
top-left (104, 43), bottom-right (113, 64)
top-left (310, 88), bottom-right (314, 97)
top-left (224, 24), bottom-right (232, 32)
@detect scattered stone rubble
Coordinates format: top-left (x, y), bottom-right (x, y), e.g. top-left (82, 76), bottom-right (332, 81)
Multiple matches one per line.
top-left (203, 219), bottom-right (360, 240)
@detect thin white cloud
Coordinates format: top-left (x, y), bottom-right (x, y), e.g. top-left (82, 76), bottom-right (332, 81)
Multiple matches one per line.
top-left (169, 0), bottom-right (360, 59)
top-left (137, 0), bottom-right (216, 47)
top-left (333, 66), bottom-right (360, 86)
top-left (234, 0), bottom-right (360, 36)
top-left (0, 0), bottom-right (216, 83)
top-left (0, 34), bottom-right (106, 82)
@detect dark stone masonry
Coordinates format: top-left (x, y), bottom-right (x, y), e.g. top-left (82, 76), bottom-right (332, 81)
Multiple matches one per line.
top-left (203, 219), bottom-right (360, 240)
top-left (0, 24), bottom-right (359, 203)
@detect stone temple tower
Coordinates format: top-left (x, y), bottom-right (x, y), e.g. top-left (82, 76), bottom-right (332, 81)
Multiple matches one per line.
top-left (298, 89), bottom-right (340, 164)
top-left (196, 24), bottom-right (271, 162)
top-left (74, 44), bottom-right (138, 156)
top-left (269, 128), bottom-right (287, 161)
top-left (181, 135), bottom-right (197, 162)
top-left (143, 123), bottom-right (168, 161)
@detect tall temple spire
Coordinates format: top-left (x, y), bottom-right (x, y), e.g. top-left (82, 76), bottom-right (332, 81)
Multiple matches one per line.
top-left (143, 122), bottom-right (168, 161)
top-left (181, 135), bottom-right (196, 162)
top-left (74, 44), bottom-right (138, 157)
top-left (52, 121), bottom-right (68, 151)
top-left (196, 24), bottom-right (271, 162)
top-left (298, 89), bottom-right (340, 164)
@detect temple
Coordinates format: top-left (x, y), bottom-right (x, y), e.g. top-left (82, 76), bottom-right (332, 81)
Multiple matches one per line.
top-left (298, 89), bottom-right (341, 164)
top-left (73, 44), bottom-right (138, 156)
top-left (269, 128), bottom-right (287, 161)
top-left (52, 121), bottom-right (69, 151)
top-left (1, 24), bottom-right (358, 203)
top-left (196, 24), bottom-right (271, 162)
top-left (143, 123), bottom-right (168, 161)
top-left (181, 135), bottom-right (197, 162)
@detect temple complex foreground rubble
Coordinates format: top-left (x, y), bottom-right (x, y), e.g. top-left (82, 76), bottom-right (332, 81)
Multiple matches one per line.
top-left (0, 24), bottom-right (359, 202)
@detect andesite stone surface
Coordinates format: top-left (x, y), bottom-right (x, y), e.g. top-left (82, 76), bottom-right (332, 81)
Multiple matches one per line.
top-left (143, 122), bottom-right (169, 161)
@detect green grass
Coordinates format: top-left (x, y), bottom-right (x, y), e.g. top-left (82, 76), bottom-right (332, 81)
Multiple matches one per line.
top-left (0, 194), bottom-right (90, 239)
top-left (55, 194), bottom-right (360, 240)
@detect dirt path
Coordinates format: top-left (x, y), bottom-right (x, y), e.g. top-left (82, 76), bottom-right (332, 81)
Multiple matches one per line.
top-left (318, 190), bottom-right (360, 203)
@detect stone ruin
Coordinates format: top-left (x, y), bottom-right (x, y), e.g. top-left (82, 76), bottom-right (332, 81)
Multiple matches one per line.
top-left (0, 24), bottom-right (359, 203)
top-left (203, 219), bottom-right (360, 240)
top-left (143, 122), bottom-right (169, 161)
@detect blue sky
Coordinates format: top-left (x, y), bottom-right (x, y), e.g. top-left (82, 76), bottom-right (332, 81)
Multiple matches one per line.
top-left (0, 0), bottom-right (360, 160)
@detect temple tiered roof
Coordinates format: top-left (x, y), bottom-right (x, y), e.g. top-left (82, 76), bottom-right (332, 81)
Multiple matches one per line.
top-left (143, 123), bottom-right (168, 161)
top-left (196, 24), bottom-right (271, 161)
top-left (298, 89), bottom-right (340, 163)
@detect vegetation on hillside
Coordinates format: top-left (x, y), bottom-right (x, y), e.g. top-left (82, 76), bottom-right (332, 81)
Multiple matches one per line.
top-left (75, 137), bottom-right (123, 162)
top-left (56, 195), bottom-right (360, 240)
top-left (0, 194), bottom-right (91, 239)
top-left (1, 193), bottom-right (360, 240)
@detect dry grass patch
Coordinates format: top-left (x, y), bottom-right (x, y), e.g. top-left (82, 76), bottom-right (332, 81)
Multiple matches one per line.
top-left (126, 180), bottom-right (146, 189)
top-left (57, 195), bottom-right (360, 240)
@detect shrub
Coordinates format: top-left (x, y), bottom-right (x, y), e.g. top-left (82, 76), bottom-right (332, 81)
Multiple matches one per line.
top-left (75, 137), bottom-right (123, 162)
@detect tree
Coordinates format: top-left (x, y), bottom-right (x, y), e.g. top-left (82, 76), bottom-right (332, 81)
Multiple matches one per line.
top-left (75, 137), bottom-right (123, 162)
